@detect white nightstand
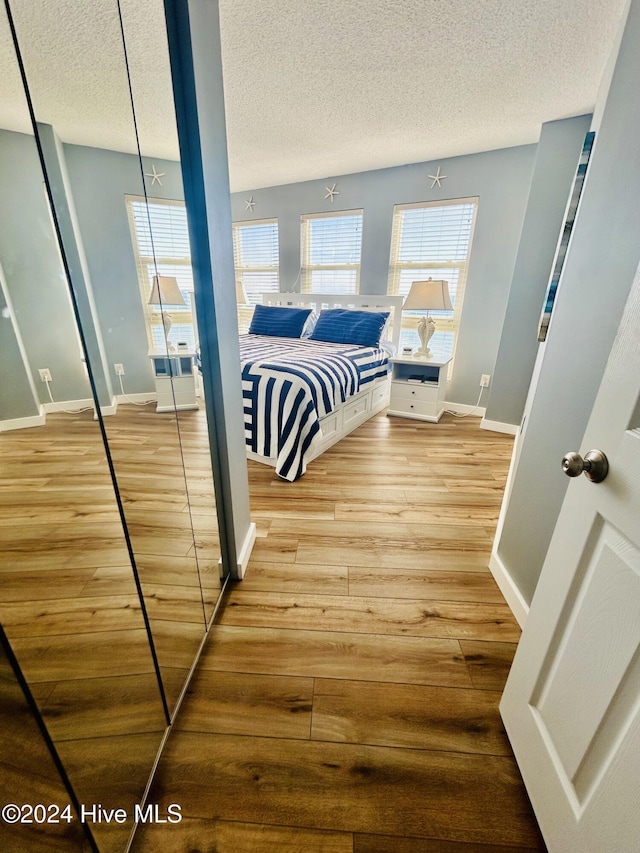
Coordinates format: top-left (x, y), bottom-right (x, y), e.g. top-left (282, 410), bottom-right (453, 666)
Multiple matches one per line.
top-left (148, 351), bottom-right (199, 413)
top-left (387, 352), bottom-right (452, 422)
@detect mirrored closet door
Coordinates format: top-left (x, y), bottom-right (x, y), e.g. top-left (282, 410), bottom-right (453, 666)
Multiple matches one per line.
top-left (0, 626), bottom-right (94, 852)
top-left (1, 0), bottom-right (227, 849)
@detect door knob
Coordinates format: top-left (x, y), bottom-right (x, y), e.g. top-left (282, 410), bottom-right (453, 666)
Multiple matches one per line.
top-left (561, 449), bottom-right (609, 483)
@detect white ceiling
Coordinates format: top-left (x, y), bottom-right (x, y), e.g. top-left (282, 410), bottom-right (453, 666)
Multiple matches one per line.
top-left (0, 0), bottom-right (628, 192)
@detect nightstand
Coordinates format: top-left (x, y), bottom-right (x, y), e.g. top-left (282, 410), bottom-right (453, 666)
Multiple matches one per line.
top-left (148, 351), bottom-right (199, 413)
top-left (387, 353), bottom-right (452, 422)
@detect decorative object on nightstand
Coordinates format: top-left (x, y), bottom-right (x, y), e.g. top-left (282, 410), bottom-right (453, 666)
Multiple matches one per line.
top-left (403, 278), bottom-right (452, 357)
top-left (148, 275), bottom-right (186, 352)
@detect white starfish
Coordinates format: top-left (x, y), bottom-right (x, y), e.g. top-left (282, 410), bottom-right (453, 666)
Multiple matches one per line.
top-left (245, 196), bottom-right (256, 211)
top-left (145, 164), bottom-right (165, 186)
top-left (324, 183), bottom-right (339, 202)
top-left (428, 166), bottom-right (447, 188)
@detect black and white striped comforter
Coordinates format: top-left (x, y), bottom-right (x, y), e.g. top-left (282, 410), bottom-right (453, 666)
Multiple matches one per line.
top-left (240, 335), bottom-right (388, 481)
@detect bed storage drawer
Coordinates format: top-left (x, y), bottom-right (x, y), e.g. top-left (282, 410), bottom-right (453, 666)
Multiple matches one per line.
top-left (371, 381), bottom-right (390, 408)
top-left (320, 409), bottom-right (343, 437)
top-left (343, 393), bottom-right (371, 427)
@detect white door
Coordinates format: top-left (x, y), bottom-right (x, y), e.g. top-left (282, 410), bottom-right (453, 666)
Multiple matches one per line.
top-left (500, 261), bottom-right (640, 853)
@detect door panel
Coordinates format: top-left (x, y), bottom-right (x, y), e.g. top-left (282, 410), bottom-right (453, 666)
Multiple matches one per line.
top-left (500, 262), bottom-right (640, 851)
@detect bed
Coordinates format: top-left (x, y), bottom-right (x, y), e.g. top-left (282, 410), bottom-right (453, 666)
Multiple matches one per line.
top-left (240, 293), bottom-right (403, 480)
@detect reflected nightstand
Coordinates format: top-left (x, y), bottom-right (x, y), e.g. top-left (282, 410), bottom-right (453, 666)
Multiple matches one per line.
top-left (148, 351), bottom-right (198, 413)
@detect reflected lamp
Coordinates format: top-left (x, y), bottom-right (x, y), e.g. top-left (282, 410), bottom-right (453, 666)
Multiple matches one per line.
top-left (148, 275), bottom-right (185, 351)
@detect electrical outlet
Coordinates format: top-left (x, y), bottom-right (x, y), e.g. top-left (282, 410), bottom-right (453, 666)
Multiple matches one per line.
top-left (480, 374), bottom-right (491, 388)
top-left (38, 368), bottom-right (52, 382)
top-left (114, 363), bottom-right (125, 376)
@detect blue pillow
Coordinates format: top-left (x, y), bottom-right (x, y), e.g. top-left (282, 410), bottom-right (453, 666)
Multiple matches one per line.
top-left (248, 304), bottom-right (312, 338)
top-left (308, 309), bottom-right (390, 347)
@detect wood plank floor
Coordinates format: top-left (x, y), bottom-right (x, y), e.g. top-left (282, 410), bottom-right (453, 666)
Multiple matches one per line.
top-left (134, 412), bottom-right (546, 852)
top-left (0, 404), bottom-right (222, 853)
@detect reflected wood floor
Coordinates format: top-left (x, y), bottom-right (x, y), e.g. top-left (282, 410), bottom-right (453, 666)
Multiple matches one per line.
top-left (0, 404), bottom-right (221, 852)
top-left (134, 412), bottom-right (546, 853)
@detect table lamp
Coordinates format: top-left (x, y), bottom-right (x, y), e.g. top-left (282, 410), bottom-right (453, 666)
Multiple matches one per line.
top-left (403, 278), bottom-right (452, 356)
top-left (148, 275), bottom-right (186, 351)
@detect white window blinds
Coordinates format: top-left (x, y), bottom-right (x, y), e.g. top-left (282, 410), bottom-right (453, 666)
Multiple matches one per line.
top-left (232, 218), bottom-right (279, 304)
top-left (388, 199), bottom-right (478, 365)
top-left (388, 198), bottom-right (477, 328)
top-left (126, 196), bottom-right (196, 352)
top-left (301, 210), bottom-right (363, 294)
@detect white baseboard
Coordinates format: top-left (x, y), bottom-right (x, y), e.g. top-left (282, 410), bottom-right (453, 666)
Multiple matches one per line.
top-left (42, 398), bottom-right (94, 414)
top-left (236, 522), bottom-right (257, 580)
top-left (489, 549), bottom-right (529, 629)
top-left (481, 418), bottom-right (519, 435)
top-left (0, 412), bottom-right (46, 432)
top-left (443, 401), bottom-right (487, 417)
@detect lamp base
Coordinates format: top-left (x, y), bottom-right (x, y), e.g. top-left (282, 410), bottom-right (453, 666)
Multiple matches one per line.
top-left (417, 314), bottom-right (436, 358)
top-left (414, 347), bottom-right (432, 357)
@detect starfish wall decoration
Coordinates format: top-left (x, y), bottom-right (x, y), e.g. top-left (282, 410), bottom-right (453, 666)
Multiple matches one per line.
top-left (145, 164), bottom-right (165, 186)
top-left (428, 166), bottom-right (447, 189)
top-left (245, 196), bottom-right (256, 211)
top-left (324, 183), bottom-right (339, 203)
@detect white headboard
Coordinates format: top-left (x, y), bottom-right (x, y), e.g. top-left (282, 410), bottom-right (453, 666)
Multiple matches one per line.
top-left (261, 292), bottom-right (404, 351)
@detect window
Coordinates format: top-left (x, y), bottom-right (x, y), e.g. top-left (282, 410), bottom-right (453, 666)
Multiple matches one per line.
top-left (388, 198), bottom-right (478, 355)
top-left (301, 210), bottom-right (363, 294)
top-left (126, 196), bottom-right (196, 352)
top-left (232, 218), bottom-right (279, 331)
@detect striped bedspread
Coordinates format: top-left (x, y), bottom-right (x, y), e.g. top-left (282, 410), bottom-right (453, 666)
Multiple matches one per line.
top-left (240, 335), bottom-right (388, 481)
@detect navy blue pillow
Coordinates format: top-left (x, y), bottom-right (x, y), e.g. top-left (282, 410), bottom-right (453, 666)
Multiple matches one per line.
top-left (248, 304), bottom-right (313, 338)
top-left (309, 309), bottom-right (390, 348)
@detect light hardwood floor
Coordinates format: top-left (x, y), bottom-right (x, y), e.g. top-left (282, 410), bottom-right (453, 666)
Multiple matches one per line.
top-left (133, 412), bottom-right (546, 852)
top-left (0, 404), bottom-right (221, 852)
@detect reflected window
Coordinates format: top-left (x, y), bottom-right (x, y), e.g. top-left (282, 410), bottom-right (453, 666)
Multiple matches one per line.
top-left (126, 195), bottom-right (196, 352)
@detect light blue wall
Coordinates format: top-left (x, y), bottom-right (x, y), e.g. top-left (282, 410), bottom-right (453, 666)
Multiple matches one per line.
top-left (0, 129), bottom-right (186, 413)
top-left (64, 145), bottom-right (184, 394)
top-left (0, 267), bottom-right (39, 421)
top-left (4, 124), bottom-right (589, 426)
top-left (486, 114), bottom-right (593, 427)
top-left (495, 0), bottom-right (639, 605)
top-left (37, 124), bottom-right (114, 408)
top-left (0, 128), bottom-right (88, 410)
top-left (229, 145), bottom-right (537, 406)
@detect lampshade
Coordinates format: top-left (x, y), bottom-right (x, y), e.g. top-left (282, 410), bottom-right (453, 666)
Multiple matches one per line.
top-left (235, 278), bottom-right (249, 306)
top-left (403, 279), bottom-right (452, 311)
top-left (148, 275), bottom-right (186, 306)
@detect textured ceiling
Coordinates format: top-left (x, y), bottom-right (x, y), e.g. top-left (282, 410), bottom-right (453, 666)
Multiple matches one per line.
top-left (0, 0), bottom-right (628, 192)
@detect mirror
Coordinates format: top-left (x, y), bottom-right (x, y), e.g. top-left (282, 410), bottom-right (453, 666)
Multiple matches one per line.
top-left (0, 625), bottom-right (94, 852)
top-left (1, 0), bottom-right (225, 849)
top-left (0, 97), bottom-right (167, 853)
top-left (4, 0), bottom-right (224, 716)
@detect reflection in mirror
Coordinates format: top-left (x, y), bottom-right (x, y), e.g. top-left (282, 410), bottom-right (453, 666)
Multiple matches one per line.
top-left (118, 0), bottom-right (223, 628)
top-left (4, 0), bottom-right (223, 721)
top-left (0, 625), bottom-right (94, 852)
top-left (0, 4), bottom-right (167, 851)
